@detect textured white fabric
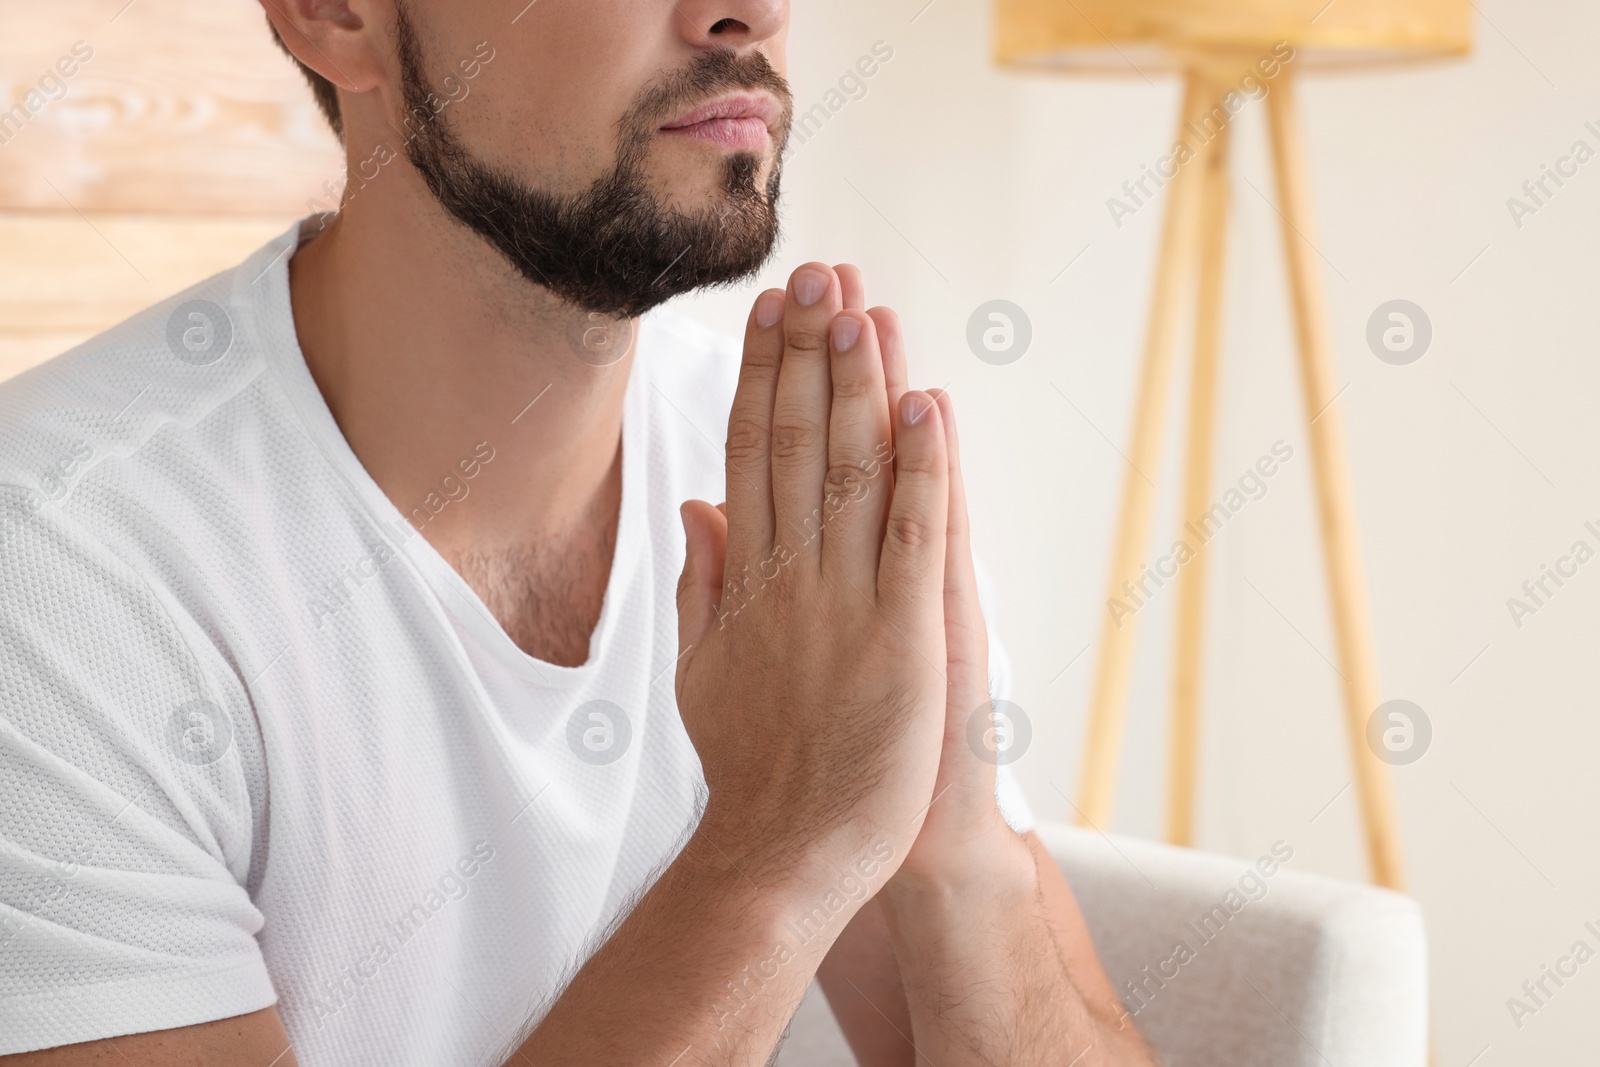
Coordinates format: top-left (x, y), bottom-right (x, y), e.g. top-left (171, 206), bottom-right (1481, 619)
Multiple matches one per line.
top-left (0, 217), bottom-right (1034, 1062)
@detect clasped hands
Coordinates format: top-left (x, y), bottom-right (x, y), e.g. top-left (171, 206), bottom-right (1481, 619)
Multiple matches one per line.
top-left (675, 262), bottom-right (1033, 904)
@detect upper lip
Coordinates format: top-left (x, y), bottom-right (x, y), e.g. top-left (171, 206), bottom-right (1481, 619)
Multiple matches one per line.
top-left (660, 93), bottom-right (783, 131)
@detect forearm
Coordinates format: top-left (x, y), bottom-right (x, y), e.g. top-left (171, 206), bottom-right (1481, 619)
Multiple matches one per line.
top-left (508, 818), bottom-right (862, 1067)
top-left (505, 799), bottom-right (908, 1067)
top-left (878, 831), bottom-right (1153, 1067)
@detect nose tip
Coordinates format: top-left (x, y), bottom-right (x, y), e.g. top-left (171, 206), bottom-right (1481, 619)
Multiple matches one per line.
top-left (673, 0), bottom-right (786, 50)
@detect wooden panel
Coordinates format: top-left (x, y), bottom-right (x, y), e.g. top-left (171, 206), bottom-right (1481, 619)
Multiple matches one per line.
top-left (996, 0), bottom-right (1472, 71)
top-left (0, 0), bottom-right (344, 214)
top-left (0, 212), bottom-right (292, 380)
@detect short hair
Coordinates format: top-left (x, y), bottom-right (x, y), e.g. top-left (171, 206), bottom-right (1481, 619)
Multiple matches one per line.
top-left (268, 19), bottom-right (343, 139)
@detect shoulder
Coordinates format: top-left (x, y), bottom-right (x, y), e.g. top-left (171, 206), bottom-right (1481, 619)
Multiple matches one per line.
top-left (0, 238), bottom-right (289, 869)
top-left (0, 223), bottom-right (303, 566)
top-left (0, 268), bottom-right (268, 798)
top-left (0, 244), bottom-right (284, 546)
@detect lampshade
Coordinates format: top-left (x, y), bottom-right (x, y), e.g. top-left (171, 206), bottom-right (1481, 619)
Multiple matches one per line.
top-left (995, 0), bottom-right (1471, 73)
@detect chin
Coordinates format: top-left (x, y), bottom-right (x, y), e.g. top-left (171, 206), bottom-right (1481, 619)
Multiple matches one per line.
top-left (652, 151), bottom-right (779, 209)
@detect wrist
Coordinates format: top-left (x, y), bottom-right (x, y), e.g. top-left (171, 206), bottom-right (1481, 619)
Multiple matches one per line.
top-left (880, 820), bottom-right (1037, 918)
top-left (690, 800), bottom-right (904, 946)
top-left (877, 830), bottom-right (1045, 1003)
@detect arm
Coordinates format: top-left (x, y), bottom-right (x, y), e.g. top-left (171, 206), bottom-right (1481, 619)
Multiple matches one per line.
top-left (0, 1010), bottom-right (296, 1067)
top-left (819, 831), bottom-right (1140, 1067)
top-left (0, 843), bottom-right (846, 1067)
top-left (879, 385), bottom-right (1152, 1066)
top-left (876, 830), bottom-right (1150, 1066)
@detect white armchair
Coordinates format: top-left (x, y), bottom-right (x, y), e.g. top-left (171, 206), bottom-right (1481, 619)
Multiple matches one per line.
top-left (778, 822), bottom-right (1428, 1066)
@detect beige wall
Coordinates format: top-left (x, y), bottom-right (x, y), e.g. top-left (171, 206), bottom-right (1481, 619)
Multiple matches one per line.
top-left (6, 0), bottom-right (1597, 1060)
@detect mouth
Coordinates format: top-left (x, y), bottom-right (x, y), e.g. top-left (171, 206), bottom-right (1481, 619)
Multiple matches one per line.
top-left (659, 93), bottom-right (782, 152)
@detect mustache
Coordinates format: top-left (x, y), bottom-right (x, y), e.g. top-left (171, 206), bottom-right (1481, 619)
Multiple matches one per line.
top-left (622, 48), bottom-right (794, 148)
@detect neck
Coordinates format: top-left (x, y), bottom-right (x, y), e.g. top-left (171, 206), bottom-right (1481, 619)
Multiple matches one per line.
top-left (287, 166), bottom-right (636, 567)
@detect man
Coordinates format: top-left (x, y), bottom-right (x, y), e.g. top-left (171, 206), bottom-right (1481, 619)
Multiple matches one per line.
top-left (0, 1), bottom-right (1153, 1063)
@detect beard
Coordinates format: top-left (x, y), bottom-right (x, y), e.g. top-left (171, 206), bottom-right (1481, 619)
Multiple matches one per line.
top-left (395, 7), bottom-right (791, 319)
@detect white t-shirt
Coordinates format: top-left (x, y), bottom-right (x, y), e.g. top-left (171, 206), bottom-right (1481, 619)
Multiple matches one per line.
top-left (0, 217), bottom-right (1033, 1063)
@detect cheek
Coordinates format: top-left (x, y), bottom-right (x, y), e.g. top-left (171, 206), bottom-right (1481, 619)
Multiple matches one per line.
top-left (462, 7), bottom-right (665, 185)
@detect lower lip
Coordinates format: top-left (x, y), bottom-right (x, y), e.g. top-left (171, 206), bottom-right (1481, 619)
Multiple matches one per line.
top-left (660, 117), bottom-right (770, 151)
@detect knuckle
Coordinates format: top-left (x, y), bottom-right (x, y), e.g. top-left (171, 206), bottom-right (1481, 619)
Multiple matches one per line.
top-left (886, 510), bottom-right (936, 551)
top-left (829, 371), bottom-right (872, 403)
top-left (893, 448), bottom-right (941, 479)
top-left (739, 343), bottom-right (780, 375)
top-left (725, 418), bottom-right (768, 465)
top-left (734, 356), bottom-right (778, 399)
top-left (822, 463), bottom-right (866, 507)
top-left (784, 327), bottom-right (829, 358)
top-left (770, 416), bottom-right (823, 462)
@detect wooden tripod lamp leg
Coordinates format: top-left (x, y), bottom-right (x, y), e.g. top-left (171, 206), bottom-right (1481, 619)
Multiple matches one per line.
top-left (1167, 112), bottom-right (1233, 848)
top-left (1265, 71), bottom-right (1406, 890)
top-left (1075, 70), bottom-right (1217, 830)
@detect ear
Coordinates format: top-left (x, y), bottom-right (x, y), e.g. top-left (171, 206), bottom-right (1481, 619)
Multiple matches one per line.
top-left (259, 0), bottom-right (388, 94)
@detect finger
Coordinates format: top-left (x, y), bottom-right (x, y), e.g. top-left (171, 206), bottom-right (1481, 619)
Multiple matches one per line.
top-left (929, 390), bottom-right (984, 668)
top-left (836, 263), bottom-right (865, 310)
top-left (724, 288), bottom-right (786, 565)
top-left (770, 263), bottom-right (842, 561)
top-left (821, 310), bottom-right (894, 582)
top-left (877, 391), bottom-right (948, 623)
top-left (929, 390), bottom-right (993, 784)
top-left (676, 500), bottom-right (729, 670)
top-left (867, 306), bottom-right (911, 423)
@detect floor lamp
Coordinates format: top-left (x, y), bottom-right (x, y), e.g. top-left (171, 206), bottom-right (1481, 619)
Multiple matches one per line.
top-left (994, 0), bottom-right (1470, 890)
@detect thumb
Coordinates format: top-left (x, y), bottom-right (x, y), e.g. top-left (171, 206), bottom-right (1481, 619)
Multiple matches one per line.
top-left (676, 500), bottom-right (728, 655)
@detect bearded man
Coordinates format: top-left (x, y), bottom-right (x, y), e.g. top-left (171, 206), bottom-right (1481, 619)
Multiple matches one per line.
top-left (0, 3), bottom-right (1151, 1064)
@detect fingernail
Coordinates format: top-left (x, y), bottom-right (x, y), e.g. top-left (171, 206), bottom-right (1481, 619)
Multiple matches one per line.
top-left (831, 315), bottom-right (861, 352)
top-left (794, 268), bottom-right (829, 307)
top-left (900, 391), bottom-right (929, 426)
top-left (755, 290), bottom-right (784, 328)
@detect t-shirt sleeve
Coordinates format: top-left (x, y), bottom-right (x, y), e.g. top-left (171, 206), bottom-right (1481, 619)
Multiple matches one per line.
top-left (0, 512), bottom-right (276, 1054)
top-left (973, 553), bottom-right (1037, 836)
